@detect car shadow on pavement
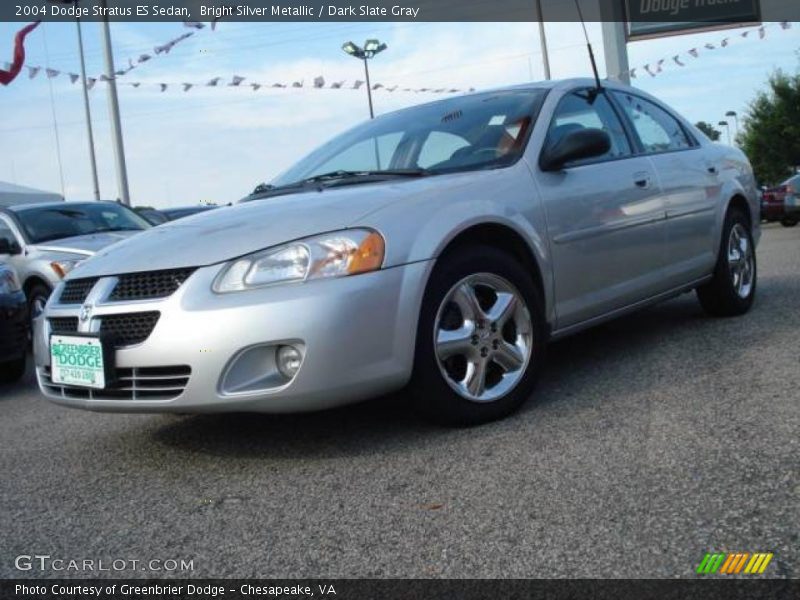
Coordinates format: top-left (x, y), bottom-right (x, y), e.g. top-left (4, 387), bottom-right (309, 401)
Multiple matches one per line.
top-left (151, 290), bottom-right (757, 459)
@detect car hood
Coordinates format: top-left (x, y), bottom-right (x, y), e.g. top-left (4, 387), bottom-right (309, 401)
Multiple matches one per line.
top-left (31, 231), bottom-right (142, 257)
top-left (68, 179), bottom-right (449, 278)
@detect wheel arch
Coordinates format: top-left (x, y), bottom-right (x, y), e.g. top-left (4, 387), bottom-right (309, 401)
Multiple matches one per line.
top-left (432, 221), bottom-right (551, 328)
top-left (23, 274), bottom-right (52, 297)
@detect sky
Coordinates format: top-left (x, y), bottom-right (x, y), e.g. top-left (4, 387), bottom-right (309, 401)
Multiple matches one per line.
top-left (1, 19), bottom-right (798, 208)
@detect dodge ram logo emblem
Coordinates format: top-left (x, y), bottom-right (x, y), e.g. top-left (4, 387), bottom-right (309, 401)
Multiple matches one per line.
top-left (79, 304), bottom-right (92, 322)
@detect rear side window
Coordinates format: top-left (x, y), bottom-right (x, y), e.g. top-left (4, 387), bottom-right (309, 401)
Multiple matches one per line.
top-left (0, 220), bottom-right (18, 247)
top-left (545, 90), bottom-right (632, 162)
top-left (613, 92), bottom-right (692, 153)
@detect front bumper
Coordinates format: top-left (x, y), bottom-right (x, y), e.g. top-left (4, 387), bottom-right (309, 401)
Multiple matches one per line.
top-left (0, 290), bottom-right (28, 363)
top-left (34, 261), bottom-right (432, 413)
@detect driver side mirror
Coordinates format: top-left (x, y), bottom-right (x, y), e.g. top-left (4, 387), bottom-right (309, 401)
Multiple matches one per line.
top-left (0, 238), bottom-right (21, 255)
top-left (540, 128), bottom-right (612, 172)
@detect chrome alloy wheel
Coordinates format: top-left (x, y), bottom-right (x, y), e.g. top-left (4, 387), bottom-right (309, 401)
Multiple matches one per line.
top-left (433, 273), bottom-right (533, 403)
top-left (728, 223), bottom-right (754, 299)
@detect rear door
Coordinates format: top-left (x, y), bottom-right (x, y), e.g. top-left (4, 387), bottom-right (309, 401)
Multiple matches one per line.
top-left (536, 88), bottom-right (668, 329)
top-left (611, 91), bottom-right (718, 285)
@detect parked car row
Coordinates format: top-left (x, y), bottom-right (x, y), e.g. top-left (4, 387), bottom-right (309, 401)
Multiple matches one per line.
top-left (761, 174), bottom-right (799, 226)
top-left (134, 204), bottom-right (219, 226)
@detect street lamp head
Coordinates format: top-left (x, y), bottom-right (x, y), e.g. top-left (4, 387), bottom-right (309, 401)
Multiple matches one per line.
top-left (718, 121), bottom-right (728, 127)
top-left (725, 110), bottom-right (737, 117)
top-left (363, 39), bottom-right (387, 58)
top-left (342, 41), bottom-right (364, 58)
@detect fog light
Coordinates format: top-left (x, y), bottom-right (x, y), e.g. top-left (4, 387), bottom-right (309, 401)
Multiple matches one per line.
top-left (276, 345), bottom-right (303, 379)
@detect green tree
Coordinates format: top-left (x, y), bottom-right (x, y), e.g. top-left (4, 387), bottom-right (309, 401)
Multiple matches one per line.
top-left (740, 69), bottom-right (800, 185)
top-left (695, 121), bottom-right (721, 141)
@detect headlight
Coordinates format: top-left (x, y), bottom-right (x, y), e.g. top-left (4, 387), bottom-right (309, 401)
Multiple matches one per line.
top-left (50, 259), bottom-right (82, 278)
top-left (0, 267), bottom-right (21, 294)
top-left (213, 228), bottom-right (385, 293)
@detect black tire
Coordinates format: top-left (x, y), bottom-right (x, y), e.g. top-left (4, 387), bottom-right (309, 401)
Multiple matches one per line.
top-left (696, 208), bottom-right (756, 317)
top-left (27, 282), bottom-right (51, 322)
top-left (780, 217), bottom-right (798, 227)
top-left (0, 355), bottom-right (26, 384)
top-left (409, 245), bottom-right (546, 426)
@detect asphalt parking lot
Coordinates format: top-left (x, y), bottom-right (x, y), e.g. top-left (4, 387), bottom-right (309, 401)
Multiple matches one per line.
top-left (1, 224), bottom-right (797, 580)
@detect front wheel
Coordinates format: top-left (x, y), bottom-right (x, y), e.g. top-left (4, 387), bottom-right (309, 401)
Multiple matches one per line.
top-left (0, 355), bottom-right (26, 384)
top-left (696, 209), bottom-right (756, 316)
top-left (780, 217), bottom-right (798, 227)
top-left (409, 246), bottom-right (546, 426)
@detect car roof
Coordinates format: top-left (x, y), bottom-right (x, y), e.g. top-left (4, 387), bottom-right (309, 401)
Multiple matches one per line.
top-left (2, 200), bottom-right (120, 213)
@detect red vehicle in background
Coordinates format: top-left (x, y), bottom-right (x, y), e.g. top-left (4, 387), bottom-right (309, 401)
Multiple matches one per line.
top-left (761, 174), bottom-right (800, 227)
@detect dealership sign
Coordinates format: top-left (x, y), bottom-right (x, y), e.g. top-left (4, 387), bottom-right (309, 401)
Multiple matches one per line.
top-left (626, 0), bottom-right (761, 40)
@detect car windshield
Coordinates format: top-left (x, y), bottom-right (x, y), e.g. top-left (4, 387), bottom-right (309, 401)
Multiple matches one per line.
top-left (16, 203), bottom-right (150, 244)
top-left (271, 89), bottom-right (547, 189)
top-left (782, 174), bottom-right (800, 188)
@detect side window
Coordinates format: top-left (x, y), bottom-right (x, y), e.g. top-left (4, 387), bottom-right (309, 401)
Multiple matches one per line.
top-left (0, 220), bottom-right (19, 248)
top-left (313, 132), bottom-right (403, 173)
top-left (546, 90), bottom-right (631, 162)
top-left (417, 131), bottom-right (470, 168)
top-left (613, 92), bottom-right (692, 153)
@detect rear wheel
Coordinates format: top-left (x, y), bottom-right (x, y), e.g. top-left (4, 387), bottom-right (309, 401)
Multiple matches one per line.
top-left (0, 355), bottom-right (26, 384)
top-left (409, 246), bottom-right (546, 426)
top-left (780, 217), bottom-right (798, 227)
top-left (696, 208), bottom-right (756, 316)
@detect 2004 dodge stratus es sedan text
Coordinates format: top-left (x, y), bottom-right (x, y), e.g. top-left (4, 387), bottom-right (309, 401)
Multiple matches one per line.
top-left (35, 79), bottom-right (760, 425)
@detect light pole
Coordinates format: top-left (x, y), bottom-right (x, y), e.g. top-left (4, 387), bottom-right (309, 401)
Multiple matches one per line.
top-left (535, 0), bottom-right (550, 79)
top-left (100, 0), bottom-right (131, 205)
top-left (725, 110), bottom-right (739, 142)
top-left (342, 39), bottom-right (387, 119)
top-left (718, 121), bottom-right (731, 146)
top-left (49, 0), bottom-right (100, 200)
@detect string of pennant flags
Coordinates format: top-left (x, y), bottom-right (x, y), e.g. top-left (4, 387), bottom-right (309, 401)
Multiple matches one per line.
top-left (620, 21), bottom-right (792, 80)
top-left (4, 20), bottom-right (793, 95)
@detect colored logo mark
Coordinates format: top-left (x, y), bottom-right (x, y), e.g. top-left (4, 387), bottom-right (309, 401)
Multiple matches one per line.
top-left (696, 552), bottom-right (773, 574)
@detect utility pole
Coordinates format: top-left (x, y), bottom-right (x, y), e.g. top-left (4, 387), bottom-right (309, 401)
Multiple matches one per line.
top-left (76, 14), bottom-right (100, 200)
top-left (599, 1), bottom-right (631, 84)
top-left (535, 0), bottom-right (550, 80)
top-left (100, 1), bottom-right (131, 205)
top-left (342, 39), bottom-right (387, 120)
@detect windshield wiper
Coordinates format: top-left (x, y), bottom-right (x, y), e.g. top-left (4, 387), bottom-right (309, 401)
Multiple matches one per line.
top-left (304, 168), bottom-right (431, 183)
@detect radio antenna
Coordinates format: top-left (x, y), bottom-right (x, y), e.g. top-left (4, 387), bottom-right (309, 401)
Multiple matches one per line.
top-left (574, 0), bottom-right (603, 97)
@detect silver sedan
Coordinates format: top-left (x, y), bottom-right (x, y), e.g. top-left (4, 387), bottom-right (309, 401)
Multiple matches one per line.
top-left (34, 78), bottom-right (759, 425)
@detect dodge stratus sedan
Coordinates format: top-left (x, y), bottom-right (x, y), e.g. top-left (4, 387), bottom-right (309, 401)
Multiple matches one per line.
top-left (35, 79), bottom-right (759, 425)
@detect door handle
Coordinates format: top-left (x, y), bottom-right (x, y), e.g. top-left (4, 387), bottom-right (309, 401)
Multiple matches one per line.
top-left (633, 172), bottom-right (651, 189)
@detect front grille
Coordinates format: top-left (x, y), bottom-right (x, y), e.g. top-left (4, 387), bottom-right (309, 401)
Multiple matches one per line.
top-left (48, 317), bottom-right (79, 334)
top-left (40, 365), bottom-right (191, 401)
top-left (59, 278), bottom-right (98, 304)
top-left (109, 268), bottom-right (195, 301)
top-left (99, 312), bottom-right (160, 347)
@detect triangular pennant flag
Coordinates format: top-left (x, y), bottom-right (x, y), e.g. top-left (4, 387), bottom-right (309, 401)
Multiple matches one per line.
top-left (206, 77), bottom-right (221, 86)
top-left (655, 59), bottom-right (665, 73)
top-left (629, 68), bottom-right (637, 79)
top-left (251, 83), bottom-right (261, 91)
top-left (230, 75), bottom-right (245, 86)
top-left (688, 48), bottom-right (699, 57)
top-left (352, 80), bottom-right (364, 89)
top-left (159, 83), bottom-right (168, 92)
top-left (115, 69), bottom-right (125, 76)
top-left (720, 38), bottom-right (729, 47)
top-left (331, 81), bottom-right (344, 89)
top-left (741, 30), bottom-right (750, 38)
top-left (387, 85), bottom-right (398, 92)
top-left (138, 54), bottom-right (151, 63)
top-left (313, 76), bottom-right (325, 88)
top-left (704, 43), bottom-right (715, 50)
top-left (182, 83), bottom-right (193, 92)
top-left (99, 74), bottom-right (111, 82)
top-left (184, 21), bottom-right (205, 29)
top-left (780, 22), bottom-right (790, 30)
top-left (27, 65), bottom-right (40, 79)
top-left (272, 83), bottom-right (286, 88)
top-left (758, 26), bottom-right (765, 39)
top-left (433, 88), bottom-right (445, 93)
top-left (372, 83), bottom-right (383, 90)
top-left (672, 55), bottom-right (684, 67)
top-left (68, 73), bottom-right (79, 83)
top-left (45, 68), bottom-right (59, 79)
top-left (86, 77), bottom-right (97, 89)
top-left (292, 80), bottom-right (303, 88)
top-left (644, 64), bottom-right (655, 77)
top-left (131, 82), bottom-right (141, 88)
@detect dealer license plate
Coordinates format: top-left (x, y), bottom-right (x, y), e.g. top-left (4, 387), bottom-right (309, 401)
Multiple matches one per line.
top-left (50, 335), bottom-right (107, 389)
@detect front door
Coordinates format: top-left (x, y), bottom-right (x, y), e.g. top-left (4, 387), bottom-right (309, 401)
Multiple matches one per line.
top-left (535, 89), bottom-right (668, 329)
